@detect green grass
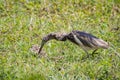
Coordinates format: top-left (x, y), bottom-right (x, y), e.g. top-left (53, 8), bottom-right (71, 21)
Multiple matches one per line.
top-left (0, 0), bottom-right (120, 80)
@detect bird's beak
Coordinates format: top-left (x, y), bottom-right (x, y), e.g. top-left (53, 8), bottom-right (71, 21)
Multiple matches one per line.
top-left (38, 40), bottom-right (46, 54)
top-left (38, 33), bottom-right (56, 54)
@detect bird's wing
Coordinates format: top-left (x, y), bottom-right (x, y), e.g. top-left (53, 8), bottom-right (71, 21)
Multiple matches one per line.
top-left (74, 31), bottom-right (109, 49)
top-left (74, 31), bottom-right (98, 48)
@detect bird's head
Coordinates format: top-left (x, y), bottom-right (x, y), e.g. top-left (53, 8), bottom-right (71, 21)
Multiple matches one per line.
top-left (38, 33), bottom-right (56, 54)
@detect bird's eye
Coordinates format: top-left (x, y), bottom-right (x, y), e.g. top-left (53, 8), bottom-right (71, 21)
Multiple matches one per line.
top-left (43, 37), bottom-right (47, 41)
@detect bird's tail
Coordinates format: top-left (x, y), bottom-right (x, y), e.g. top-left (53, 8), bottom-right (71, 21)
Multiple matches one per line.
top-left (94, 39), bottom-right (109, 49)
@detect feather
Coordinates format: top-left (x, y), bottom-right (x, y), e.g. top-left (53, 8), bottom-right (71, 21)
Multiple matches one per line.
top-left (38, 30), bottom-right (109, 54)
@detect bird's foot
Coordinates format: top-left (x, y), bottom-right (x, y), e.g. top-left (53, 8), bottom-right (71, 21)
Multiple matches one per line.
top-left (91, 52), bottom-right (99, 57)
top-left (91, 49), bottom-right (98, 57)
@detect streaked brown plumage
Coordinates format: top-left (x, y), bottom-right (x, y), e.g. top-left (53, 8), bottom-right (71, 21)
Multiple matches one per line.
top-left (38, 30), bottom-right (109, 55)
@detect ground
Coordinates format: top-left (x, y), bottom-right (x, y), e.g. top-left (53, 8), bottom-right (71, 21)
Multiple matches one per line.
top-left (0, 0), bottom-right (120, 80)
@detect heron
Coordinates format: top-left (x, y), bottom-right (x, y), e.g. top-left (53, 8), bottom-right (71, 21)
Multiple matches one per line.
top-left (38, 30), bottom-right (109, 57)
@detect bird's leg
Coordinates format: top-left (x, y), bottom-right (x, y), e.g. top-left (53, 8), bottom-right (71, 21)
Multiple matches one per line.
top-left (92, 49), bottom-right (98, 54)
top-left (91, 49), bottom-right (98, 57)
top-left (84, 50), bottom-right (89, 56)
top-left (81, 48), bottom-right (90, 59)
top-left (84, 50), bottom-right (89, 58)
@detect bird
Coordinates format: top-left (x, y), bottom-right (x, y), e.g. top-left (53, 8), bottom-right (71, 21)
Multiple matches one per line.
top-left (38, 30), bottom-right (109, 57)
